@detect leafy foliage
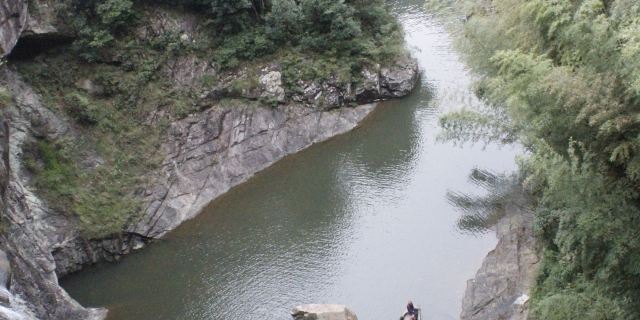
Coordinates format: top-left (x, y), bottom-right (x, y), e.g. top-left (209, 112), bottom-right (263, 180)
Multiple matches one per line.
top-left (65, 0), bottom-right (137, 62)
top-left (436, 0), bottom-right (640, 318)
top-left (23, 138), bottom-right (141, 238)
top-left (63, 92), bottom-right (103, 125)
top-left (199, 0), bottom-right (404, 70)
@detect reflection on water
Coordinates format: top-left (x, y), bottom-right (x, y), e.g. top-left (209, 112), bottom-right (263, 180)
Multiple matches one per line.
top-left (447, 169), bottom-right (529, 235)
top-left (61, 1), bottom-right (519, 320)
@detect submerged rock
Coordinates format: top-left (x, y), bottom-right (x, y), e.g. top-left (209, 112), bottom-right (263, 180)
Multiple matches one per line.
top-left (292, 304), bottom-right (358, 320)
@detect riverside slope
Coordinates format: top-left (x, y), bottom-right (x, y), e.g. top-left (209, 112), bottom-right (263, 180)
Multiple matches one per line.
top-left (0, 3), bottom-right (419, 320)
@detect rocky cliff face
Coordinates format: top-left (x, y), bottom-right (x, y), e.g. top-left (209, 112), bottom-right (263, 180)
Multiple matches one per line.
top-left (1, 0), bottom-right (68, 59)
top-left (0, 69), bottom-right (107, 320)
top-left (133, 102), bottom-right (377, 238)
top-left (50, 55), bottom-right (418, 275)
top-left (0, 0), bottom-right (27, 57)
top-left (0, 2), bottom-right (419, 319)
top-left (460, 206), bottom-right (539, 320)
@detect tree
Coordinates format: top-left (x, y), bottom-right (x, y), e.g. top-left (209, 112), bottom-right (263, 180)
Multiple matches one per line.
top-left (437, 0), bottom-right (640, 318)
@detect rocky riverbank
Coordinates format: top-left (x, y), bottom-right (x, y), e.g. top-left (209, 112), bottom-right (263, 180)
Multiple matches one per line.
top-left (460, 206), bottom-right (539, 320)
top-left (0, 2), bottom-right (419, 319)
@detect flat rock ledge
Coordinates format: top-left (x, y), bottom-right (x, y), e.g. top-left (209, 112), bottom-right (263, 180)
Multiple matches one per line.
top-left (460, 206), bottom-right (540, 320)
top-left (292, 304), bottom-right (358, 320)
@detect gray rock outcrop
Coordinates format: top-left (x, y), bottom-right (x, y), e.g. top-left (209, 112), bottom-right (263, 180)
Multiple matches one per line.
top-left (292, 304), bottom-right (358, 320)
top-left (129, 53), bottom-right (418, 238)
top-left (0, 0), bottom-right (71, 58)
top-left (21, 0), bottom-right (64, 39)
top-left (132, 102), bottom-right (377, 238)
top-left (0, 0), bottom-right (28, 57)
top-left (0, 69), bottom-right (108, 320)
top-left (460, 207), bottom-right (539, 320)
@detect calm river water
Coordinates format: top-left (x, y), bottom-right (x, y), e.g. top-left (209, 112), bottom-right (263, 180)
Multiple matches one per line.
top-left (61, 1), bottom-right (519, 319)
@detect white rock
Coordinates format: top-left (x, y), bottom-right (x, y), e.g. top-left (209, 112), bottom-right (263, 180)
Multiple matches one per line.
top-left (513, 294), bottom-right (529, 306)
top-left (291, 304), bottom-right (358, 320)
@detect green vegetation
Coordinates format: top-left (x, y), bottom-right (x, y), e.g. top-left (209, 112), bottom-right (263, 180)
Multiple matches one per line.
top-left (14, 0), bottom-right (404, 238)
top-left (23, 138), bottom-right (141, 238)
top-left (64, 0), bottom-right (404, 70)
top-left (435, 0), bottom-right (640, 318)
top-left (0, 87), bottom-right (12, 108)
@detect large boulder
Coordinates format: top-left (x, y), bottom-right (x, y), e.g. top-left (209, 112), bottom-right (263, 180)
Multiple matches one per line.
top-left (380, 56), bottom-right (419, 98)
top-left (291, 304), bottom-right (358, 320)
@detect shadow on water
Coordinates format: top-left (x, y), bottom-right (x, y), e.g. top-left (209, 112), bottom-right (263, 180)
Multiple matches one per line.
top-left (447, 169), bottom-right (530, 235)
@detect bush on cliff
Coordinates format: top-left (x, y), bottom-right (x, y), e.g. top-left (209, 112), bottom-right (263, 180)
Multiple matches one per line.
top-left (67, 0), bottom-right (403, 69)
top-left (436, 0), bottom-right (640, 318)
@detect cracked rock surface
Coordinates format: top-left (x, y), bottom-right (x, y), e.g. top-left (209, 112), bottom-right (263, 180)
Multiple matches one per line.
top-left (134, 103), bottom-right (377, 238)
top-left (460, 206), bottom-right (539, 320)
top-left (0, 69), bottom-right (107, 320)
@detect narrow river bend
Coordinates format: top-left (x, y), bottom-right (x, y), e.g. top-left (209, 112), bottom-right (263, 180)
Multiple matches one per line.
top-left (62, 1), bottom-right (519, 319)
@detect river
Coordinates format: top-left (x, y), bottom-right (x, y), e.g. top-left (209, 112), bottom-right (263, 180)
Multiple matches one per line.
top-left (61, 1), bottom-right (519, 319)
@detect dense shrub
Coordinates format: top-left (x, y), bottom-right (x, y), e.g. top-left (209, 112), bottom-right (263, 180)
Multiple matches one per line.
top-left (63, 92), bottom-right (103, 125)
top-left (66, 0), bottom-right (137, 61)
top-left (437, 0), bottom-right (640, 318)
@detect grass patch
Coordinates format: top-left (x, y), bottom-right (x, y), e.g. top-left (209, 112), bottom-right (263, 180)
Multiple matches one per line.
top-left (0, 87), bottom-right (12, 108)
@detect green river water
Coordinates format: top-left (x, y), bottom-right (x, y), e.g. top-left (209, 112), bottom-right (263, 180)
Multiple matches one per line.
top-left (62, 1), bottom-right (519, 319)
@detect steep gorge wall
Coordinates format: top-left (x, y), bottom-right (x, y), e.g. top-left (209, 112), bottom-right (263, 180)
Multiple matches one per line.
top-left (460, 206), bottom-right (539, 320)
top-left (0, 69), bottom-right (107, 320)
top-left (0, 3), bottom-right (419, 319)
